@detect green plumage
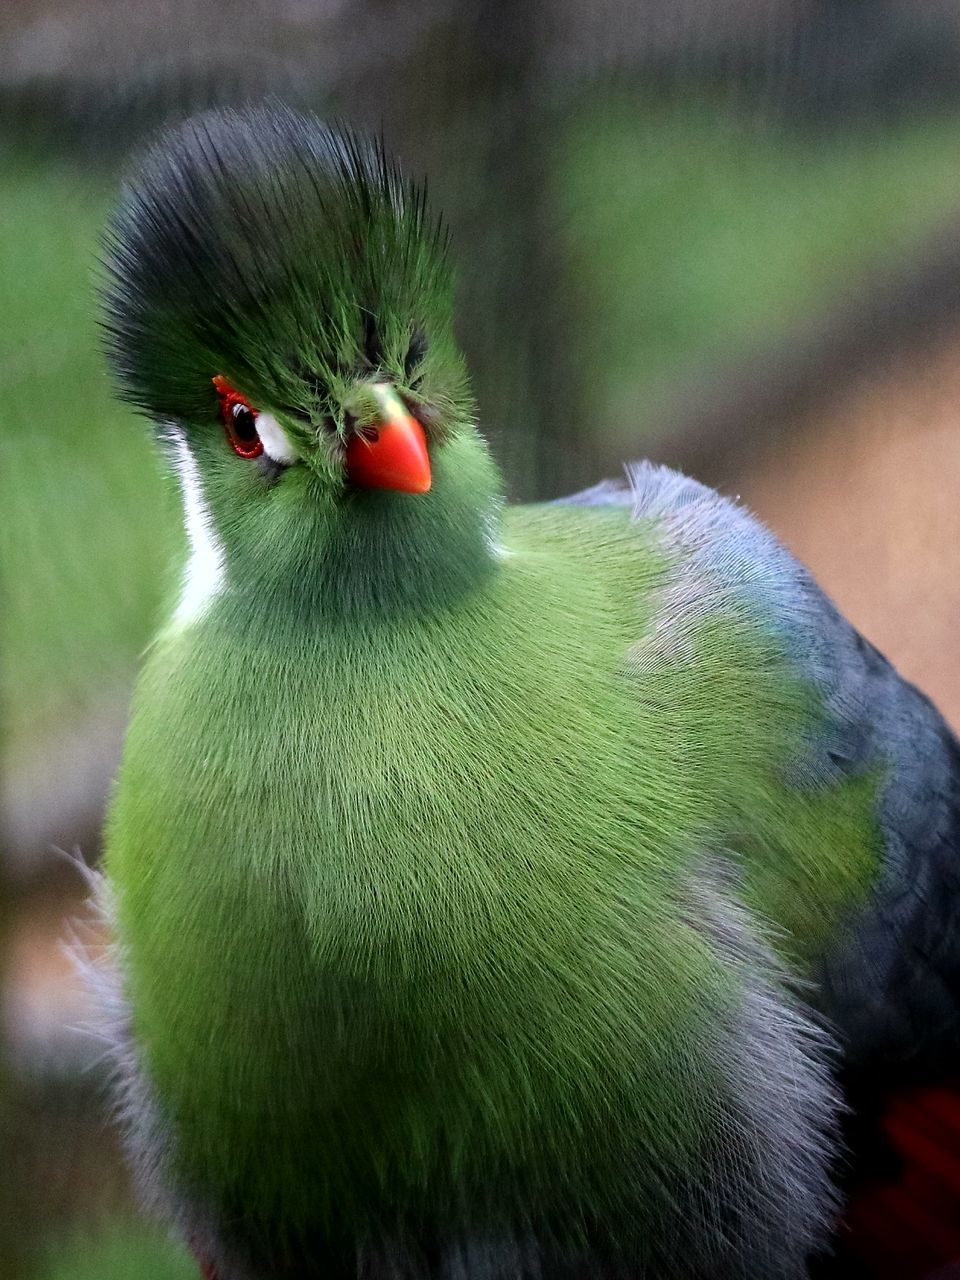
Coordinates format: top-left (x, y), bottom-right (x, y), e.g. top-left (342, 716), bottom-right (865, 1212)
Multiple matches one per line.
top-left (108, 489), bottom-right (864, 1268)
top-left (99, 104), bottom-right (953, 1279)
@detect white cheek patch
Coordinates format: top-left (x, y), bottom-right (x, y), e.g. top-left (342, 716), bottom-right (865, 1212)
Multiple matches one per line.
top-left (256, 411), bottom-right (298, 465)
top-left (169, 431), bottom-right (227, 630)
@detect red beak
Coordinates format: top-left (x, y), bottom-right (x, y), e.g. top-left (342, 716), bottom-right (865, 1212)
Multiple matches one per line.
top-left (345, 385), bottom-right (431, 494)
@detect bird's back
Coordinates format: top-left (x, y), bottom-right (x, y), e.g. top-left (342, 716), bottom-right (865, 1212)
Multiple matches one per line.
top-left (563, 463), bottom-right (960, 1280)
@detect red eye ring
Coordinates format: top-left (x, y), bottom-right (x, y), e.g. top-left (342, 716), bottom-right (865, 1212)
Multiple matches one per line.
top-left (212, 375), bottom-right (264, 459)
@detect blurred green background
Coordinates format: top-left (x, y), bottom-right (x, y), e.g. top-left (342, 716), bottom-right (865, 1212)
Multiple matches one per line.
top-left (5, 1), bottom-right (960, 1275)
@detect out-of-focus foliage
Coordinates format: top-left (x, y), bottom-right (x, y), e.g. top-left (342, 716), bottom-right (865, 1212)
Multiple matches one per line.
top-left (0, 149), bottom-right (181, 863)
top-left (39, 1226), bottom-right (195, 1280)
top-left (559, 93), bottom-right (960, 440)
top-left (0, 152), bottom-right (175, 749)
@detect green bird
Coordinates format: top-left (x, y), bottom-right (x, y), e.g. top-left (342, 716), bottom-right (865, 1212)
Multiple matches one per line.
top-left (96, 103), bottom-right (960, 1280)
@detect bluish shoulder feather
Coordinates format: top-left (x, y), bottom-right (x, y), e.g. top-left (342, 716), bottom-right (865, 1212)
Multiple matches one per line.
top-left (561, 462), bottom-right (960, 1085)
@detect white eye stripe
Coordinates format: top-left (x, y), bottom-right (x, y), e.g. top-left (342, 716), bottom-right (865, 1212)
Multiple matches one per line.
top-left (255, 411), bottom-right (298, 465)
top-left (169, 430), bottom-right (226, 630)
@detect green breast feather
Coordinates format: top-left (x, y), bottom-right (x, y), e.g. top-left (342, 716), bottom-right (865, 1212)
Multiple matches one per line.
top-left (106, 497), bottom-right (878, 1239)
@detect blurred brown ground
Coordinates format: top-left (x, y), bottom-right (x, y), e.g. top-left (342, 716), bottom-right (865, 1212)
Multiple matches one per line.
top-left (743, 325), bottom-right (960, 732)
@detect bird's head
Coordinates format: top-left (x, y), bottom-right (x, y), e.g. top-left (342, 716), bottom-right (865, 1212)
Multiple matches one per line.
top-left (102, 103), bottom-right (501, 618)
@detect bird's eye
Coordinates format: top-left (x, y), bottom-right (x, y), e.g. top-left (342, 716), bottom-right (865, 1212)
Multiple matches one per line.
top-left (212, 375), bottom-right (264, 459)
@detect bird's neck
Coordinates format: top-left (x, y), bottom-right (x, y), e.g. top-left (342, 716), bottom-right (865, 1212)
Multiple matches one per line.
top-left (216, 433), bottom-right (506, 627)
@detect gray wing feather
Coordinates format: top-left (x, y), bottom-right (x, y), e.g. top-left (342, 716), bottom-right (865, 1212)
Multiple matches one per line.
top-left (561, 463), bottom-right (960, 1091)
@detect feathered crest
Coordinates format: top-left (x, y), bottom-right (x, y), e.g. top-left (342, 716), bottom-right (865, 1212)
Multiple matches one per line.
top-left (101, 101), bottom-right (456, 431)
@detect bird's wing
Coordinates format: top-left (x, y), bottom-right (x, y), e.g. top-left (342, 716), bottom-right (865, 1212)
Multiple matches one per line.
top-left (561, 462), bottom-right (960, 1280)
top-left (565, 460), bottom-right (960, 1080)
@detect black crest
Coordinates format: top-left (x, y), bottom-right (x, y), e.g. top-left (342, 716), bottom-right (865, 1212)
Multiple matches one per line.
top-left (101, 102), bottom-right (453, 428)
